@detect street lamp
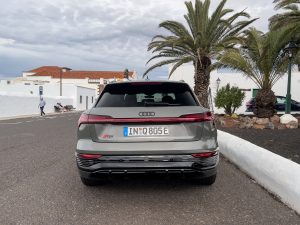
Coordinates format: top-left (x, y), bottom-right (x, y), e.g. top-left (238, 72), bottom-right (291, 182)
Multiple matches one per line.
top-left (283, 41), bottom-right (298, 114)
top-left (216, 77), bottom-right (221, 92)
top-left (59, 67), bottom-right (71, 96)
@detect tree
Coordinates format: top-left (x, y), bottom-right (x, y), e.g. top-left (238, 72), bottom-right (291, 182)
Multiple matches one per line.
top-left (269, 0), bottom-right (300, 30)
top-left (269, 0), bottom-right (300, 69)
top-left (143, 0), bottom-right (256, 108)
top-left (216, 28), bottom-right (292, 118)
top-left (214, 84), bottom-right (245, 115)
top-left (123, 68), bottom-right (129, 79)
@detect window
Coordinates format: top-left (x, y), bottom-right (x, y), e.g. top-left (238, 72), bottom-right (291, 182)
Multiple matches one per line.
top-left (92, 97), bottom-right (94, 103)
top-left (276, 97), bottom-right (286, 104)
top-left (96, 82), bottom-right (198, 107)
top-left (80, 95), bottom-right (82, 104)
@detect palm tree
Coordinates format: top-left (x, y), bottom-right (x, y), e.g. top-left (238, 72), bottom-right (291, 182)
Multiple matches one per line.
top-left (216, 28), bottom-right (293, 118)
top-left (143, 0), bottom-right (256, 108)
top-left (269, 0), bottom-right (300, 30)
top-left (270, 0), bottom-right (300, 97)
top-left (123, 68), bottom-right (129, 79)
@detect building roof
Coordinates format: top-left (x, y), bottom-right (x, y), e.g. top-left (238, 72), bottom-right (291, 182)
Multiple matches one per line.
top-left (28, 66), bottom-right (134, 79)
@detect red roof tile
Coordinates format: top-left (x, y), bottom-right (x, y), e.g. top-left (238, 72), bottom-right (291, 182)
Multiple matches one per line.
top-left (28, 66), bottom-right (134, 79)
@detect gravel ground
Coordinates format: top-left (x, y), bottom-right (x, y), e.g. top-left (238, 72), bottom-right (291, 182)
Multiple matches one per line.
top-left (219, 127), bottom-right (300, 164)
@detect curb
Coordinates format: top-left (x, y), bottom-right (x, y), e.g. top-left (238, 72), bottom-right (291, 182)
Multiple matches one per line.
top-left (0, 111), bottom-right (82, 121)
top-left (218, 130), bottom-right (300, 214)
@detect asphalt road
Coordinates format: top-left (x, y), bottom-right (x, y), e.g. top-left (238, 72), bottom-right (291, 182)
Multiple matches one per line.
top-left (0, 112), bottom-right (299, 225)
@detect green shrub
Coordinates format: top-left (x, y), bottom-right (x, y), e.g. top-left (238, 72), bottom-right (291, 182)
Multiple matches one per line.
top-left (214, 84), bottom-right (245, 115)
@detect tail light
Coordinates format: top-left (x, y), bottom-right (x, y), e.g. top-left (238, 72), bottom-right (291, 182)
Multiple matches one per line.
top-left (78, 114), bottom-right (111, 127)
top-left (179, 112), bottom-right (213, 122)
top-left (77, 153), bottom-right (102, 159)
top-left (192, 151), bottom-right (218, 158)
top-left (78, 113), bottom-right (89, 127)
top-left (78, 112), bottom-right (213, 126)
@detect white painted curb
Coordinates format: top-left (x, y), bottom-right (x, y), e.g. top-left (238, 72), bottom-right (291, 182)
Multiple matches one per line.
top-left (218, 130), bottom-right (300, 214)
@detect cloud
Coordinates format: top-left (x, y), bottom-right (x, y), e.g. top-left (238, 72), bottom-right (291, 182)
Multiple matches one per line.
top-left (0, 0), bottom-right (276, 78)
top-left (0, 38), bottom-right (15, 46)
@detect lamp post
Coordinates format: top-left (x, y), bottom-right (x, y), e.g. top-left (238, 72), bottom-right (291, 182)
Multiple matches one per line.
top-left (59, 67), bottom-right (71, 96)
top-left (60, 68), bottom-right (62, 96)
top-left (283, 42), bottom-right (298, 114)
top-left (216, 77), bottom-right (221, 92)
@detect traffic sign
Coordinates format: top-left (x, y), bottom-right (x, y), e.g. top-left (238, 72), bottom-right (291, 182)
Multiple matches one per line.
top-left (39, 86), bottom-right (43, 96)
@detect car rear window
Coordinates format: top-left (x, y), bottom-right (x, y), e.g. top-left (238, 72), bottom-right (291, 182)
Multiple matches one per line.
top-left (96, 82), bottom-right (199, 107)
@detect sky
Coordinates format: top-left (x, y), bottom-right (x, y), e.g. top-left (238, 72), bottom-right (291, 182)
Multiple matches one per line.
top-left (0, 0), bottom-right (277, 79)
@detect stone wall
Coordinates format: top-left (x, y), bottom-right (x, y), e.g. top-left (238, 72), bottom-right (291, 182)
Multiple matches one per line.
top-left (215, 115), bottom-right (300, 129)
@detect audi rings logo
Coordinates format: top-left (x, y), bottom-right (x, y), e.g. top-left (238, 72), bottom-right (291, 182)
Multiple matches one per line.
top-left (139, 112), bottom-right (155, 117)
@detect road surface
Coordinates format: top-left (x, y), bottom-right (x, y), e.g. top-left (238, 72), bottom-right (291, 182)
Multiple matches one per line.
top-left (0, 113), bottom-right (299, 225)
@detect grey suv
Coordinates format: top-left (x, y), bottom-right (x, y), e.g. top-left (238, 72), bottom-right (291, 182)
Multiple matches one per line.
top-left (76, 81), bottom-right (219, 186)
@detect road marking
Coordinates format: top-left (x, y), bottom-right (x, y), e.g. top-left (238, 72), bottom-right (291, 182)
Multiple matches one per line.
top-left (0, 132), bottom-right (35, 139)
top-left (0, 122), bottom-right (23, 125)
top-left (25, 120), bottom-right (34, 123)
top-left (44, 116), bottom-right (57, 119)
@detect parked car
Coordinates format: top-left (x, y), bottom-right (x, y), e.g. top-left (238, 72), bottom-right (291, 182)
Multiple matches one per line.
top-left (76, 81), bottom-right (219, 186)
top-left (246, 96), bottom-right (300, 112)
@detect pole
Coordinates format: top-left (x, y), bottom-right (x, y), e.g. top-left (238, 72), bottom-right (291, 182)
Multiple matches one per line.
top-left (285, 55), bottom-right (292, 114)
top-left (60, 69), bottom-right (62, 96)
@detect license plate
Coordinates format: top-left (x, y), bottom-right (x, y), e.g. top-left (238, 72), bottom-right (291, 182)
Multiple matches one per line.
top-left (123, 126), bottom-right (169, 137)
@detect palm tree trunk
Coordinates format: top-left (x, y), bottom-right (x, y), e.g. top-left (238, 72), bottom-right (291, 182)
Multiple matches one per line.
top-left (193, 59), bottom-right (211, 108)
top-left (254, 89), bottom-right (276, 118)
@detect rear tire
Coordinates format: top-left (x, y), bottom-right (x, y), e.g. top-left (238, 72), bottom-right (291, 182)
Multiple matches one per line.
top-left (191, 174), bottom-right (216, 185)
top-left (80, 177), bottom-right (99, 186)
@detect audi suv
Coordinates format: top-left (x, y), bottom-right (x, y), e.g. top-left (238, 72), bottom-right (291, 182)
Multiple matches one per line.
top-left (76, 81), bottom-right (219, 186)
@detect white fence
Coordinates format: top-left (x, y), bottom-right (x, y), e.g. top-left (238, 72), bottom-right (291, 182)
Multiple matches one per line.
top-left (0, 95), bottom-right (74, 118)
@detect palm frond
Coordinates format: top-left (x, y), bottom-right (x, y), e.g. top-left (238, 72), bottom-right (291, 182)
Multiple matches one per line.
top-left (145, 0), bottom-right (255, 78)
top-left (217, 28), bottom-right (291, 90)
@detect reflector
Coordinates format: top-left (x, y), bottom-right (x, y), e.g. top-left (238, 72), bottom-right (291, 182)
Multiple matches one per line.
top-left (192, 151), bottom-right (218, 158)
top-left (78, 154), bottom-right (102, 159)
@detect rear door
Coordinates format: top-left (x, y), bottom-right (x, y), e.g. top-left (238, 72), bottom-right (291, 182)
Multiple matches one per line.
top-left (88, 82), bottom-right (211, 143)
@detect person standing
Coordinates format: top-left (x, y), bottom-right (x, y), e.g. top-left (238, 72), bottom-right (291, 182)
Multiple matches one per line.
top-left (39, 98), bottom-right (46, 116)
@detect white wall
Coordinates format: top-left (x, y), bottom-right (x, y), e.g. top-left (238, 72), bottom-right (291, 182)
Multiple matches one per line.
top-left (218, 130), bottom-right (300, 214)
top-left (23, 75), bottom-right (137, 96)
top-left (169, 64), bottom-right (300, 114)
top-left (0, 82), bottom-right (96, 110)
top-left (0, 83), bottom-right (77, 97)
top-left (0, 95), bottom-right (73, 118)
top-left (75, 86), bottom-right (96, 110)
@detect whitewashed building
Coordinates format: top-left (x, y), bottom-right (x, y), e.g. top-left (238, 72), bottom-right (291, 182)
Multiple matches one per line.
top-left (0, 66), bottom-right (139, 118)
top-left (169, 64), bottom-right (300, 114)
top-left (0, 81), bottom-right (96, 118)
top-left (21, 66), bottom-right (138, 95)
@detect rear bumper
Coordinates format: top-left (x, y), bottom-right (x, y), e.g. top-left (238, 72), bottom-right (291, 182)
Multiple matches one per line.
top-left (76, 153), bottom-right (219, 180)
